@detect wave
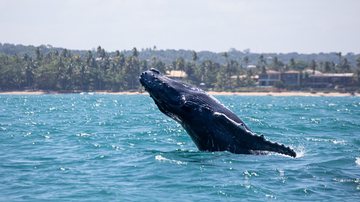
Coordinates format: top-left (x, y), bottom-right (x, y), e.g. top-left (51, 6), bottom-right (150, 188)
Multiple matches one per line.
top-left (306, 137), bottom-right (346, 145)
top-left (155, 155), bottom-right (187, 165)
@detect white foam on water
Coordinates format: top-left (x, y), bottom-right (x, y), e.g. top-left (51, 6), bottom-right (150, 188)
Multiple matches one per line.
top-left (277, 169), bottom-right (285, 177)
top-left (306, 137), bottom-right (346, 145)
top-left (155, 155), bottom-right (187, 165)
top-left (356, 157), bottom-right (360, 166)
top-left (295, 146), bottom-right (306, 158)
top-left (331, 140), bottom-right (346, 145)
top-left (76, 132), bottom-right (91, 137)
top-left (265, 194), bottom-right (276, 199)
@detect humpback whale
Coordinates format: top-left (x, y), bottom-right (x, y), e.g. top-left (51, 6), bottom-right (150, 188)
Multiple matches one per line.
top-left (139, 69), bottom-right (296, 157)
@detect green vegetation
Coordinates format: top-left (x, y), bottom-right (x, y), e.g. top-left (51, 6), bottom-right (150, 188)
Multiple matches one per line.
top-left (0, 43), bottom-right (359, 91)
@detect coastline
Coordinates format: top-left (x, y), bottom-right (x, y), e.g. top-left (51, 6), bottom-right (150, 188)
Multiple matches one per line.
top-left (0, 90), bottom-right (358, 97)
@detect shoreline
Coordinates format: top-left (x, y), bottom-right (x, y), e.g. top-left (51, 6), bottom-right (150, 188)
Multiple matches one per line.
top-left (0, 90), bottom-right (358, 97)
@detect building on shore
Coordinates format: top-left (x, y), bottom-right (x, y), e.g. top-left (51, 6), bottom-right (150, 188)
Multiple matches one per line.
top-left (258, 70), bottom-right (301, 87)
top-left (281, 70), bottom-right (302, 86)
top-left (304, 72), bottom-right (354, 88)
top-left (258, 69), bottom-right (354, 88)
top-left (258, 70), bottom-right (281, 86)
top-left (165, 70), bottom-right (187, 79)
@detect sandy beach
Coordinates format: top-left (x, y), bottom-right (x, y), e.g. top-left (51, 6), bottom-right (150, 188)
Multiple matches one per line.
top-left (207, 91), bottom-right (358, 97)
top-left (0, 90), bottom-right (358, 97)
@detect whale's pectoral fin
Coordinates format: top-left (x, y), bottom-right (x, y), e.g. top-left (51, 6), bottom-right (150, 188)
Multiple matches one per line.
top-left (213, 112), bottom-right (296, 157)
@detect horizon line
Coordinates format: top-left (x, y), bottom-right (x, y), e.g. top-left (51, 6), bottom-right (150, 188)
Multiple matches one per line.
top-left (1, 41), bottom-right (359, 55)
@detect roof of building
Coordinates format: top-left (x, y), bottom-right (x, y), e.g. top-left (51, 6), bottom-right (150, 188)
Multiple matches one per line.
top-left (284, 70), bottom-right (300, 74)
top-left (230, 75), bottom-right (258, 79)
top-left (166, 70), bottom-right (187, 78)
top-left (266, 70), bottom-right (280, 74)
top-left (310, 73), bottom-right (354, 77)
top-left (303, 69), bottom-right (322, 75)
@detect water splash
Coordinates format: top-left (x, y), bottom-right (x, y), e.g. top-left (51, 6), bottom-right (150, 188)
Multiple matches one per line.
top-left (294, 146), bottom-right (306, 158)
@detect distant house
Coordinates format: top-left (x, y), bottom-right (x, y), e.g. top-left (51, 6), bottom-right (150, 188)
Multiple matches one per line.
top-left (281, 70), bottom-right (301, 86)
top-left (304, 72), bottom-right (354, 88)
top-left (258, 70), bottom-right (301, 87)
top-left (258, 70), bottom-right (281, 86)
top-left (166, 70), bottom-right (187, 79)
top-left (259, 69), bottom-right (354, 88)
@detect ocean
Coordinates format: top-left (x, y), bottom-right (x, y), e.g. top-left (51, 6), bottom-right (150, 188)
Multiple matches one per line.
top-left (0, 94), bottom-right (359, 201)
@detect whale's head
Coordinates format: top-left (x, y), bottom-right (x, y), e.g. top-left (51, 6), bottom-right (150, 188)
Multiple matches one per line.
top-left (139, 68), bottom-right (190, 106)
top-left (139, 69), bottom-right (203, 121)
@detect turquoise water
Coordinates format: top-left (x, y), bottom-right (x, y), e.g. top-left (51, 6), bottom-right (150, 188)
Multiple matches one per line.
top-left (0, 94), bottom-right (359, 201)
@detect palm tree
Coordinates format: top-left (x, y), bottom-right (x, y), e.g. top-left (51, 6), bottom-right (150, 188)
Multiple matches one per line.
top-left (192, 51), bottom-right (198, 63)
top-left (132, 47), bottom-right (139, 58)
top-left (272, 56), bottom-right (280, 71)
top-left (23, 54), bottom-right (34, 89)
top-left (222, 52), bottom-right (229, 61)
top-left (336, 52), bottom-right (342, 68)
top-left (258, 54), bottom-right (266, 71)
top-left (310, 60), bottom-right (317, 74)
top-left (354, 56), bottom-right (360, 85)
top-left (342, 58), bottom-right (351, 72)
top-left (176, 57), bottom-right (185, 77)
top-left (289, 58), bottom-right (296, 69)
top-left (324, 61), bottom-right (331, 72)
top-left (222, 52), bottom-right (231, 89)
top-left (35, 47), bottom-right (42, 61)
top-left (243, 56), bottom-right (249, 68)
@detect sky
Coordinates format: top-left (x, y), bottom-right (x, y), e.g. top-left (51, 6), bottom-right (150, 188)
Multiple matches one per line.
top-left (0, 0), bottom-right (359, 53)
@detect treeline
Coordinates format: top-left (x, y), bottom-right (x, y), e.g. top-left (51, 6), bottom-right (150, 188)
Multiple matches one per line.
top-left (2, 43), bottom-right (360, 67)
top-left (0, 47), bottom-right (152, 91)
top-left (0, 44), bottom-right (360, 91)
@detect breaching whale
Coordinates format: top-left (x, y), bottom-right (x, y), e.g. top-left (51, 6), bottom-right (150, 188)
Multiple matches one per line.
top-left (139, 69), bottom-right (296, 157)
